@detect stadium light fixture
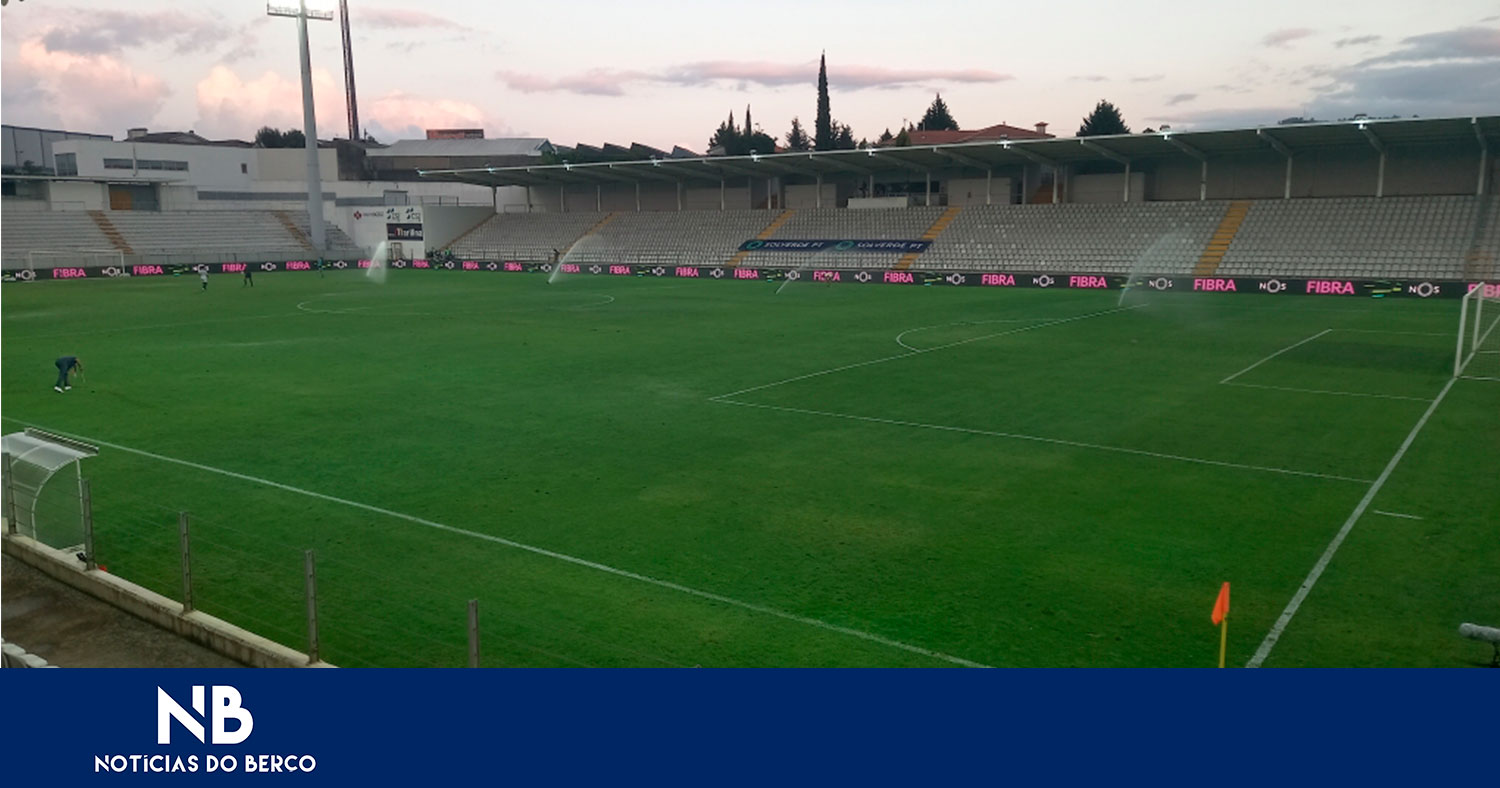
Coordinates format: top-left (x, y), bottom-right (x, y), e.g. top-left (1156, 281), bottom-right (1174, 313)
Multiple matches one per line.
top-left (267, 0), bottom-right (332, 252)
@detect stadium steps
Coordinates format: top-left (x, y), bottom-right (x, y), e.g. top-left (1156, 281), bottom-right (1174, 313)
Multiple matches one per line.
top-left (1029, 177), bottom-right (1061, 205)
top-left (562, 211), bottom-right (620, 256)
top-left (896, 206), bottom-right (962, 270)
top-left (272, 210), bottom-right (317, 255)
top-left (727, 209), bottom-right (795, 267)
top-left (443, 213), bottom-right (507, 255)
top-left (87, 211), bottom-right (134, 256)
top-left (1192, 200), bottom-right (1251, 276)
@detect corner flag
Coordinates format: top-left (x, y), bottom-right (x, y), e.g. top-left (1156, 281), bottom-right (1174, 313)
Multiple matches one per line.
top-left (1212, 582), bottom-right (1230, 667)
top-left (1212, 582), bottom-right (1230, 625)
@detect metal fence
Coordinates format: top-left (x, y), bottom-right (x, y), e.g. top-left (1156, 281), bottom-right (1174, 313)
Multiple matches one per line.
top-left (1, 452), bottom-right (692, 668)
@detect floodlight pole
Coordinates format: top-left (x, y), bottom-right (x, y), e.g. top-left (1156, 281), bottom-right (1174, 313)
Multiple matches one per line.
top-left (271, 1), bottom-right (329, 252)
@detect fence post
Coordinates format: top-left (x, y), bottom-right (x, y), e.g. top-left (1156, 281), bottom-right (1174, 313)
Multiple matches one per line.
top-left (179, 512), bottom-right (193, 612)
top-left (304, 549), bottom-right (320, 664)
top-left (79, 477), bottom-right (96, 570)
top-left (2, 452), bottom-right (16, 535)
top-left (467, 599), bottom-right (480, 668)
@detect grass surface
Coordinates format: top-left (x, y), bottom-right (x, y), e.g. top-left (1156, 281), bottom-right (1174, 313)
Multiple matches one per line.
top-left (2, 270), bottom-right (1496, 667)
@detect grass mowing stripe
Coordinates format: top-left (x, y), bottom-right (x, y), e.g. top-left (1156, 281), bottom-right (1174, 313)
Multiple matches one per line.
top-left (1245, 375), bottom-right (1458, 668)
top-left (714, 304), bottom-right (1144, 400)
top-left (711, 399), bottom-right (1374, 484)
top-left (1, 417), bottom-right (990, 669)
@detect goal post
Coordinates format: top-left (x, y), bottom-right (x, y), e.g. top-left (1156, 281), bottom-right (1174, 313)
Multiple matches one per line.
top-left (1455, 283), bottom-right (1499, 379)
top-left (25, 249), bottom-right (125, 274)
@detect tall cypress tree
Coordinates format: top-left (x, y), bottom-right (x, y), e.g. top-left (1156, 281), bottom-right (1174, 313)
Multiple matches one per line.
top-left (814, 52), bottom-right (834, 151)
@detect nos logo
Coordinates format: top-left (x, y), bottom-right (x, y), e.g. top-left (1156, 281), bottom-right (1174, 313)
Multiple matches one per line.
top-left (157, 686), bottom-right (254, 745)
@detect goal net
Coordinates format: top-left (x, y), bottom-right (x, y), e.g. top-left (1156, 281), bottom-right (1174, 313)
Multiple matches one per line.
top-left (25, 249), bottom-right (125, 275)
top-left (1455, 283), bottom-right (1500, 380)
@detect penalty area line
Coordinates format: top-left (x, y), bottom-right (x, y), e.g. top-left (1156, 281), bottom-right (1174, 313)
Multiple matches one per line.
top-left (1246, 375), bottom-right (1457, 668)
top-left (0, 418), bottom-right (989, 669)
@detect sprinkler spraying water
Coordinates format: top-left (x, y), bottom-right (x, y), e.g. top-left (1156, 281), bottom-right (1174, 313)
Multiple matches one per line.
top-left (366, 241), bottom-right (389, 285)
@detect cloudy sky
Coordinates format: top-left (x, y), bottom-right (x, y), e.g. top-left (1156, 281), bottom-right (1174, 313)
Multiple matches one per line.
top-left (2, 0), bottom-right (1497, 150)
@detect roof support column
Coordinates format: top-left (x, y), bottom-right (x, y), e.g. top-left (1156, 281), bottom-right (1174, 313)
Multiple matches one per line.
top-left (925, 170), bottom-right (932, 207)
top-left (1475, 117), bottom-right (1490, 196)
top-left (986, 168), bottom-right (992, 206)
top-left (1259, 129), bottom-right (1293, 199)
top-left (1052, 169), bottom-right (1059, 204)
top-left (559, 184), bottom-right (566, 213)
top-left (525, 186), bottom-right (532, 213)
top-left (1360, 124), bottom-right (1386, 197)
top-left (816, 173), bottom-right (823, 209)
top-left (1123, 161), bottom-right (1131, 202)
top-left (1165, 135), bottom-right (1208, 200)
top-left (869, 173), bottom-right (875, 198)
top-left (635, 181), bottom-right (641, 212)
top-left (720, 178), bottom-right (725, 211)
top-left (676, 181), bottom-right (682, 212)
top-left (596, 184), bottom-right (602, 212)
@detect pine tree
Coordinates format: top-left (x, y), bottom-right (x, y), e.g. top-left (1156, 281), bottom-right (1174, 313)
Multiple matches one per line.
top-left (786, 117), bottom-right (812, 151)
top-left (1077, 100), bottom-right (1131, 136)
top-left (878, 128), bottom-right (894, 145)
top-left (814, 52), bottom-right (834, 151)
top-left (833, 122), bottom-right (855, 150)
top-left (917, 93), bottom-right (959, 131)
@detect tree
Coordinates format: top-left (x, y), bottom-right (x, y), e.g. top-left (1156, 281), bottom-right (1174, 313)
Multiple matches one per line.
top-left (281, 129), bottom-right (306, 148)
top-left (893, 127), bottom-right (912, 147)
top-left (708, 111), bottom-right (740, 153)
top-left (833, 122), bottom-right (856, 150)
top-left (708, 108), bottom-right (777, 156)
top-left (785, 117), bottom-right (812, 151)
top-left (917, 93), bottom-right (959, 132)
top-left (1077, 100), bottom-right (1130, 136)
top-left (877, 128), bottom-right (894, 145)
top-left (814, 52), bottom-right (834, 151)
top-left (255, 126), bottom-right (284, 147)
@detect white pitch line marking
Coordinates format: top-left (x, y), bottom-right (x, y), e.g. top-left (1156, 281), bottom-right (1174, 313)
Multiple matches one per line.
top-left (1333, 329), bottom-right (1450, 337)
top-left (1372, 510), bottom-right (1424, 520)
top-left (1247, 376), bottom-right (1457, 668)
top-left (894, 318), bottom-right (1057, 351)
top-left (1221, 381), bottom-right (1433, 403)
top-left (1460, 375), bottom-right (1500, 382)
top-left (14, 312), bottom-right (305, 340)
top-left (715, 305), bottom-right (1144, 400)
top-left (713, 399), bottom-right (1372, 484)
top-left (1, 418), bottom-right (988, 669)
top-left (1220, 328), bottom-right (1332, 385)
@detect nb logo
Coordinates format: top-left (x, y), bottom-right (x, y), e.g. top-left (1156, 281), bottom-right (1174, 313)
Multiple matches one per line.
top-left (157, 686), bottom-right (254, 745)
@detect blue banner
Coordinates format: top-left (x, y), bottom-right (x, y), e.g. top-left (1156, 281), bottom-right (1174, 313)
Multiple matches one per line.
top-left (0, 669), bottom-right (1489, 784)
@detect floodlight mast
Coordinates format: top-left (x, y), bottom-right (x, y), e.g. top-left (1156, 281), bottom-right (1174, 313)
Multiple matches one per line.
top-left (268, 1), bottom-right (333, 252)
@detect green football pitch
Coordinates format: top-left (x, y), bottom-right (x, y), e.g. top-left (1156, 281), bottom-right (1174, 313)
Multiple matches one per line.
top-left (2, 271), bottom-right (1496, 667)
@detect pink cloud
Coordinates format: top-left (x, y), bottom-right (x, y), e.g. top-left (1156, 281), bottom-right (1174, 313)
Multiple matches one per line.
top-left (499, 60), bottom-right (1012, 96)
top-left (4, 39), bottom-right (169, 133)
top-left (365, 92), bottom-right (496, 140)
top-left (356, 9), bottom-right (463, 30)
top-left (194, 65), bottom-right (345, 140)
top-left (1262, 28), bottom-right (1316, 48)
top-left (498, 69), bottom-right (648, 97)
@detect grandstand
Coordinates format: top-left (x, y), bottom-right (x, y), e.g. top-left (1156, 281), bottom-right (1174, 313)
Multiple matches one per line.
top-left (441, 196), bottom-right (1500, 280)
top-left (1, 210), bottom-right (363, 269)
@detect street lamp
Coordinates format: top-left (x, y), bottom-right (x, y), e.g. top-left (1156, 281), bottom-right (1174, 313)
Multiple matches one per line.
top-left (267, 1), bottom-right (335, 252)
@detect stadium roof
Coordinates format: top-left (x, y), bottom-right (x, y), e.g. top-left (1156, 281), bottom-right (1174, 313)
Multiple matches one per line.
top-left (368, 138), bottom-right (553, 159)
top-left (418, 115), bottom-right (1500, 188)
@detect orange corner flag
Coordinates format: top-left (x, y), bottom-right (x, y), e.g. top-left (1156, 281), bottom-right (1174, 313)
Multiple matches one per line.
top-left (1211, 582), bottom-right (1231, 626)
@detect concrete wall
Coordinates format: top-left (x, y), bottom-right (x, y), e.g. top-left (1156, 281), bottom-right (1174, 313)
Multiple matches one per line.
top-left (2, 535), bottom-right (331, 668)
top-left (256, 148), bottom-right (339, 182)
top-left (1384, 145), bottom-right (1487, 196)
top-left (947, 177), bottom-right (1014, 207)
top-left (1070, 172), bottom-right (1147, 203)
top-left (46, 180), bottom-right (107, 210)
top-left (786, 183), bottom-right (838, 209)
